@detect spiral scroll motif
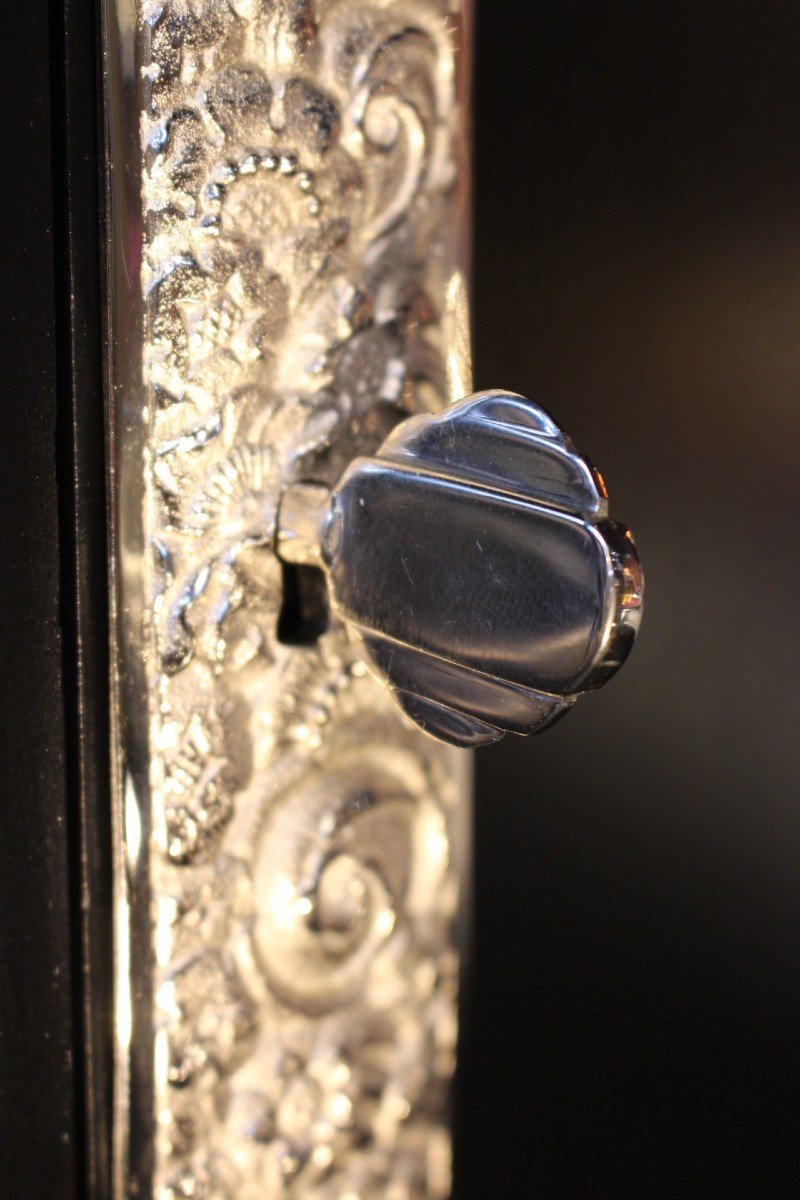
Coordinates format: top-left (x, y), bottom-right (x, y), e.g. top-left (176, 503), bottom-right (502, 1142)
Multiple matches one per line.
top-left (136, 2), bottom-right (470, 1197)
top-left (250, 746), bottom-right (450, 1013)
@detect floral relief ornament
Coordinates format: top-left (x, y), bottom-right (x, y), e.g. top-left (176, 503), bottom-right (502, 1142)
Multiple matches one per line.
top-left (138, 1), bottom-right (467, 1198)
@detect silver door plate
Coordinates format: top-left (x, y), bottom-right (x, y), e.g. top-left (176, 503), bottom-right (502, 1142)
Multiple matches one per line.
top-left (103, 2), bottom-right (472, 1197)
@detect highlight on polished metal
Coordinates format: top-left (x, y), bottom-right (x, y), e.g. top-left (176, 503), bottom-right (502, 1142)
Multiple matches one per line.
top-left (103, 1), bottom-right (472, 1198)
top-left (278, 390), bottom-right (643, 747)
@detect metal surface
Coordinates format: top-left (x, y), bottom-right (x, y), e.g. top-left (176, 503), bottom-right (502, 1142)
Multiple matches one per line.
top-left (103, 1), bottom-right (472, 1198)
top-left (278, 391), bottom-right (643, 746)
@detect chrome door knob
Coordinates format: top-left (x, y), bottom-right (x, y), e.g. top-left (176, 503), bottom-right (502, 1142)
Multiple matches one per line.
top-left (278, 390), bottom-right (643, 747)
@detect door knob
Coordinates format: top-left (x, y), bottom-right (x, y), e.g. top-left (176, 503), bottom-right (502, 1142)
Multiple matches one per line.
top-left (278, 390), bottom-right (643, 747)
top-left (100, 1), bottom-right (645, 1190)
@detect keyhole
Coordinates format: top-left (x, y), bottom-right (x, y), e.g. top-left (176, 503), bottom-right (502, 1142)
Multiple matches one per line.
top-left (277, 562), bottom-right (329, 646)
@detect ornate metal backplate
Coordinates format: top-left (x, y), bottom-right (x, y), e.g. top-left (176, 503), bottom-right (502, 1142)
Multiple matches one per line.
top-left (103, 2), bottom-right (472, 1197)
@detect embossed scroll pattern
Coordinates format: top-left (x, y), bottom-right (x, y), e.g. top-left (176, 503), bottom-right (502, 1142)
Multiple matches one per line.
top-left (136, 2), bottom-right (469, 1197)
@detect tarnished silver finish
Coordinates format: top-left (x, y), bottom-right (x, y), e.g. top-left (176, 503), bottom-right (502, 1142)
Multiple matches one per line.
top-left (278, 391), bottom-right (644, 747)
top-left (103, 1), bottom-right (472, 1198)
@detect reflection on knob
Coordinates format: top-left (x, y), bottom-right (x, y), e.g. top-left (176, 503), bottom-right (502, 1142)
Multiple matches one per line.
top-left (277, 391), bottom-right (643, 748)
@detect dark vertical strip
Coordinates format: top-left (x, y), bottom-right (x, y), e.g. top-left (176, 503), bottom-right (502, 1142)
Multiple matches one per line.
top-left (49, 0), bottom-right (113, 1196)
top-left (0, 1), bottom-right (78, 1198)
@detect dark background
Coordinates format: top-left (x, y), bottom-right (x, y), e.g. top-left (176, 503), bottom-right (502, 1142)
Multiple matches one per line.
top-left (2, 1), bottom-right (800, 1197)
top-left (456, 2), bottom-right (800, 1197)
